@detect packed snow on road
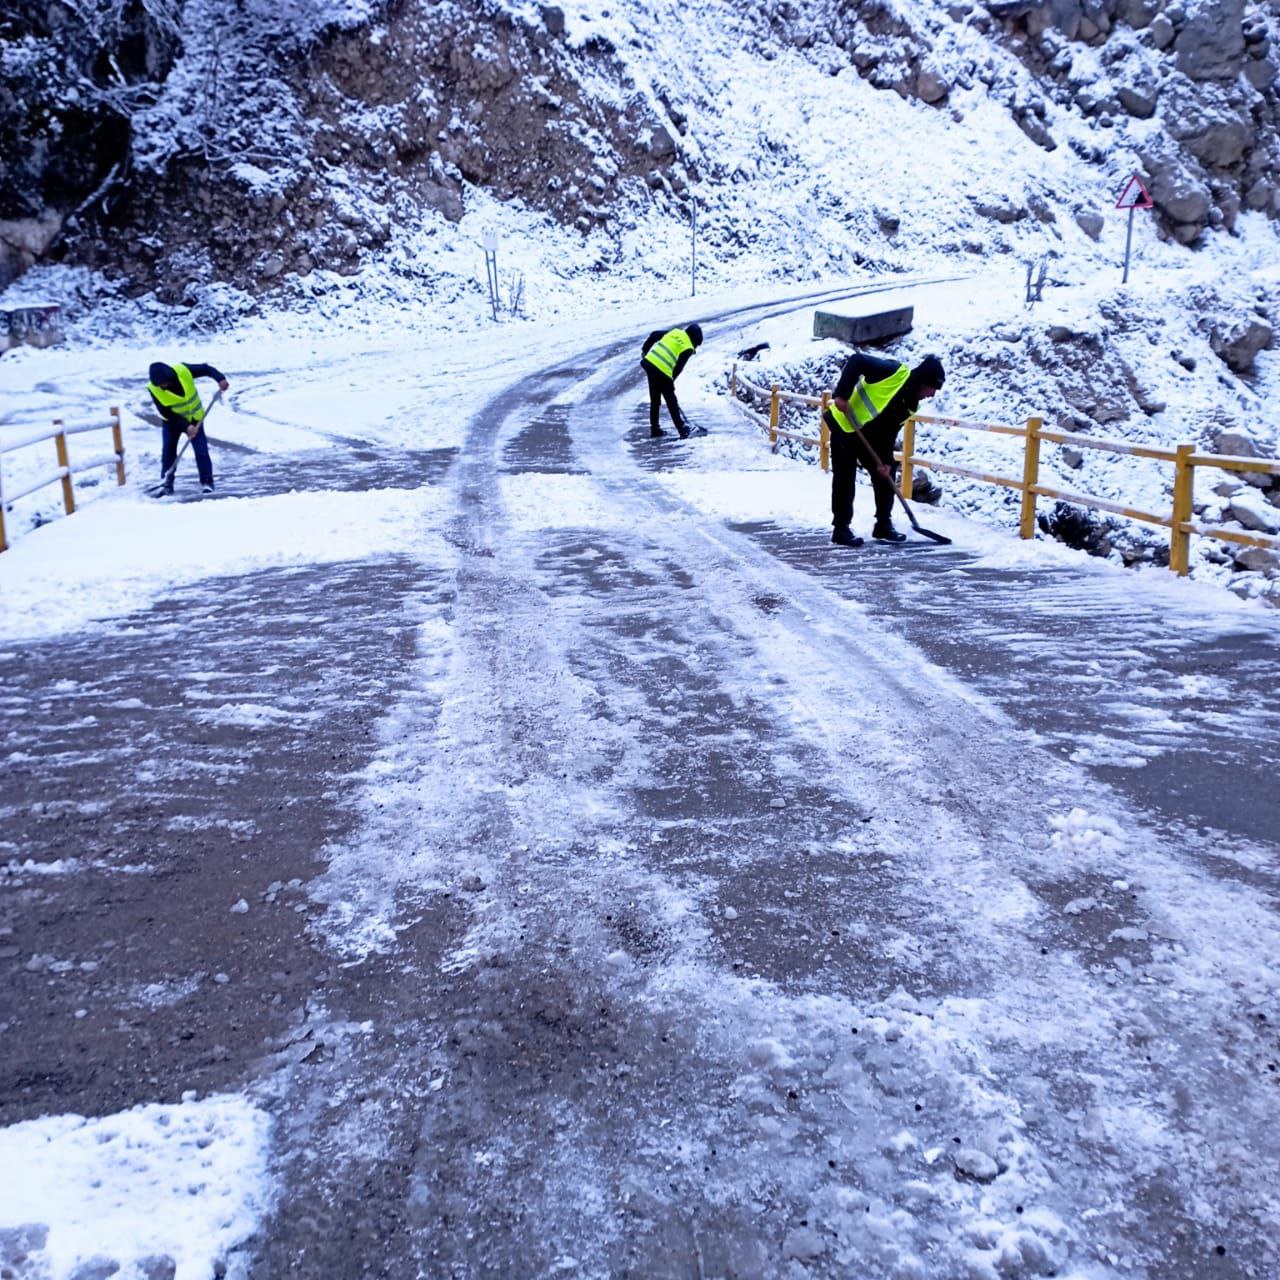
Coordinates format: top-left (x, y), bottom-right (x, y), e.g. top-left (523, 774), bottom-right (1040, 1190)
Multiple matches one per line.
top-left (3, 272), bottom-right (1279, 1279)
top-left (3, 0), bottom-right (1280, 1275)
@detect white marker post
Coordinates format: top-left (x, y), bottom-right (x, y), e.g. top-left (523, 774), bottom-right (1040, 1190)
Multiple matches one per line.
top-left (1115, 173), bottom-right (1153, 284)
top-left (482, 230), bottom-right (500, 321)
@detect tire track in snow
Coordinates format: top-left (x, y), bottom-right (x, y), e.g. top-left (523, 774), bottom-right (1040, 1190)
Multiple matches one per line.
top-left (279, 305), bottom-right (1280, 1279)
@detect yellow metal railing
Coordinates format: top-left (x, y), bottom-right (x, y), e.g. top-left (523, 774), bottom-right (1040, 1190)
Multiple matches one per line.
top-left (730, 365), bottom-right (1280, 575)
top-left (731, 364), bottom-right (831, 473)
top-left (0, 407), bottom-right (126, 552)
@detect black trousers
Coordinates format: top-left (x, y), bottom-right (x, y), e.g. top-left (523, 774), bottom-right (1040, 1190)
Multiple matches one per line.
top-left (643, 363), bottom-right (683, 432)
top-left (829, 417), bottom-right (897, 528)
top-left (161, 423), bottom-right (213, 486)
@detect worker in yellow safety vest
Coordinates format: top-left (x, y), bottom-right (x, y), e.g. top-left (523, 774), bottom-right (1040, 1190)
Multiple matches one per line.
top-left (823, 352), bottom-right (945, 546)
top-left (148, 360), bottom-right (230, 495)
top-left (640, 322), bottom-right (703, 438)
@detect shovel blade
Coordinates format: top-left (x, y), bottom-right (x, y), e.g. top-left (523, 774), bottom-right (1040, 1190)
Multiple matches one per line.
top-left (916, 527), bottom-right (952, 545)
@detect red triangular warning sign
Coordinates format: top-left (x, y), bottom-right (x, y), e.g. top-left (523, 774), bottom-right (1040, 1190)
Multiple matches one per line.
top-left (1115, 173), bottom-right (1154, 210)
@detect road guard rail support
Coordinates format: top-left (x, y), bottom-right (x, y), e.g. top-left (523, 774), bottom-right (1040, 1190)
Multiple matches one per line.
top-left (730, 364), bottom-right (832, 473)
top-left (730, 365), bottom-right (1280, 575)
top-left (0, 407), bottom-right (126, 552)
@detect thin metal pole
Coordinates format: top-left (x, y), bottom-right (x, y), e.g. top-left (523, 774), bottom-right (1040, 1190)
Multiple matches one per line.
top-left (691, 196), bottom-right (697, 297)
top-left (1122, 206), bottom-right (1134, 284)
top-left (485, 250), bottom-right (499, 322)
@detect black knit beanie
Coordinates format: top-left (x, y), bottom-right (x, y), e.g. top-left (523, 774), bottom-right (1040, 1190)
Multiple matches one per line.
top-left (915, 354), bottom-right (945, 389)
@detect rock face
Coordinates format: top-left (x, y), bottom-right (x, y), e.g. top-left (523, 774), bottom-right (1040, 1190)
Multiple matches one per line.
top-left (1174, 0), bottom-right (1246, 80)
top-left (0, 0), bottom-right (1278, 294)
top-left (987, 0), bottom-right (1280, 246)
top-left (0, 0), bottom-right (690, 299)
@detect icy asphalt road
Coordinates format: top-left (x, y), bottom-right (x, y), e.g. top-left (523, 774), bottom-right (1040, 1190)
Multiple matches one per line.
top-left (4, 292), bottom-right (1280, 1280)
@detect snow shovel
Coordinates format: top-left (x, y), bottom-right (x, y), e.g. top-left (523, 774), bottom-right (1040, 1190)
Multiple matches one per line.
top-left (852, 425), bottom-right (952, 546)
top-left (145, 390), bottom-right (222, 497)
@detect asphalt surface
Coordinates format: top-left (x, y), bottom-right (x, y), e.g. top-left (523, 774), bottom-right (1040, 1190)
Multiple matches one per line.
top-left (3, 305), bottom-right (1279, 1280)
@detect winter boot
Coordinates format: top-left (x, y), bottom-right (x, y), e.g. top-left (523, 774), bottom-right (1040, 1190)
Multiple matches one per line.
top-left (831, 525), bottom-right (864, 548)
top-left (650, 426), bottom-right (666, 439)
top-left (202, 482), bottom-right (215, 494)
top-left (872, 521), bottom-right (906, 543)
top-left (676, 421), bottom-right (691, 439)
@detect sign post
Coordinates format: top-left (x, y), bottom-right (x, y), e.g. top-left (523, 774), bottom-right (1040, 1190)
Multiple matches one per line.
top-left (1114, 173), bottom-right (1153, 284)
top-left (690, 196), bottom-right (697, 298)
top-left (482, 230), bottom-right (500, 321)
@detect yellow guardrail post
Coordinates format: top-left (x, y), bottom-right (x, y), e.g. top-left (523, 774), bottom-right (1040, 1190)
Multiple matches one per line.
top-left (769, 385), bottom-right (780, 450)
top-left (900, 415), bottom-right (916, 499)
top-left (53, 421), bottom-right (76, 515)
top-left (819, 393), bottom-right (831, 474)
top-left (1170, 443), bottom-right (1195, 575)
top-left (1018, 415), bottom-right (1042, 539)
top-left (111, 406), bottom-right (126, 485)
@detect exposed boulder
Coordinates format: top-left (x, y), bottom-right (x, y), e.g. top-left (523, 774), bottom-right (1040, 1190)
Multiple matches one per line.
top-left (1118, 0), bottom-right (1162, 29)
top-left (1117, 80), bottom-right (1160, 119)
top-left (1235, 547), bottom-right (1280, 573)
top-left (0, 212), bottom-right (62, 288)
top-left (975, 198), bottom-right (1027, 223)
top-left (1209, 316), bottom-right (1273, 372)
top-left (1039, 501), bottom-right (1115, 556)
top-left (1244, 55), bottom-right (1276, 90)
top-left (1075, 210), bottom-right (1104, 239)
top-left (1226, 492), bottom-right (1280, 533)
top-left (646, 124), bottom-right (679, 159)
top-left (1148, 14), bottom-right (1176, 49)
top-left (1144, 157), bottom-right (1211, 239)
top-left (1184, 119), bottom-right (1253, 168)
top-left (1211, 429), bottom-right (1263, 456)
top-left (916, 65), bottom-right (952, 103)
top-left (1174, 0), bottom-right (1246, 80)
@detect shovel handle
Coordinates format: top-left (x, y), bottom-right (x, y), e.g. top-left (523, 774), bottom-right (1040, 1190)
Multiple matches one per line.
top-left (848, 423), bottom-right (951, 542)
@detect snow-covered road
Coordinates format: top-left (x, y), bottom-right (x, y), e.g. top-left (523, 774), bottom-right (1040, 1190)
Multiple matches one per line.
top-left (3, 289), bottom-right (1279, 1279)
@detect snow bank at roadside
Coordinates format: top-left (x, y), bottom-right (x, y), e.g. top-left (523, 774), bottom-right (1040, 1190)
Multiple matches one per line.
top-left (0, 487), bottom-right (441, 642)
top-left (0, 1093), bottom-right (272, 1280)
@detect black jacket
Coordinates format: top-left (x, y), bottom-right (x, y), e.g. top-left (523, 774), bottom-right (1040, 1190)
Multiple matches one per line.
top-left (830, 352), bottom-right (925, 468)
top-left (149, 362), bottom-right (226, 429)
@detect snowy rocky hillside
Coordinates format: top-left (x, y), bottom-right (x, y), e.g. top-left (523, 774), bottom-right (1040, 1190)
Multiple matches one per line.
top-left (3, 0), bottom-right (1278, 296)
top-left (2, 0), bottom-right (1279, 593)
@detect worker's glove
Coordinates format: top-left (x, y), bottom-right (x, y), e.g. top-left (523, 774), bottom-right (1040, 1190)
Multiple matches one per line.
top-left (186, 424), bottom-right (199, 440)
top-left (218, 379), bottom-right (230, 391)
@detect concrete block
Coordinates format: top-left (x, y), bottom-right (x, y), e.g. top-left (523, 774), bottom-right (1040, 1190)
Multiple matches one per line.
top-left (813, 306), bottom-right (913, 345)
top-left (1, 303), bottom-right (63, 350)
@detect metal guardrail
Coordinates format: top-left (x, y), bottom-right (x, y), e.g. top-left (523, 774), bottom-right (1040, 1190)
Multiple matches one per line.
top-left (731, 365), bottom-right (1280, 575)
top-left (730, 364), bottom-right (832, 472)
top-left (0, 407), bottom-right (126, 552)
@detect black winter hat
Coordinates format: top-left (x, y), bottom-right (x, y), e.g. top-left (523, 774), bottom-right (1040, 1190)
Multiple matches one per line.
top-left (915, 354), bottom-right (945, 389)
top-left (685, 322), bottom-right (704, 347)
top-left (149, 361), bottom-right (176, 386)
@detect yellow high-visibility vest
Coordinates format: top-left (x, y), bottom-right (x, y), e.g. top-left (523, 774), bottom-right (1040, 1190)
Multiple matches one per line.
top-left (644, 328), bottom-right (694, 378)
top-left (148, 363), bottom-right (205, 424)
top-left (829, 363), bottom-right (910, 433)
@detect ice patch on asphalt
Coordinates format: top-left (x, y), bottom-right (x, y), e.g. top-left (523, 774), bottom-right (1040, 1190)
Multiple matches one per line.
top-left (0, 1093), bottom-right (273, 1279)
top-left (0, 486), bottom-right (443, 641)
